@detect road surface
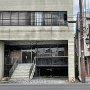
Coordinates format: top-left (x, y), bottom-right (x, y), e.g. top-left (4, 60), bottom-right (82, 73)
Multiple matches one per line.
top-left (0, 84), bottom-right (90, 90)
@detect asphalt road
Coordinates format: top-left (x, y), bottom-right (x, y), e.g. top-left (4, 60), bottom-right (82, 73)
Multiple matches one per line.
top-left (0, 84), bottom-right (90, 90)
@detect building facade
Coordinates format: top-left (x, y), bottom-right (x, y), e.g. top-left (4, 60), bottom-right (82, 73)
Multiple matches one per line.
top-left (75, 12), bottom-right (90, 81)
top-left (0, 0), bottom-right (75, 82)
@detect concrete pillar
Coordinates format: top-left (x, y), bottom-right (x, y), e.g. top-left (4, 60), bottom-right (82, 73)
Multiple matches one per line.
top-left (0, 41), bottom-right (4, 80)
top-left (68, 40), bottom-right (75, 82)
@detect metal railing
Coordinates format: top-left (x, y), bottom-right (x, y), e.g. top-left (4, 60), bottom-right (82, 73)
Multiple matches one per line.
top-left (29, 57), bottom-right (36, 80)
top-left (9, 59), bottom-right (19, 77)
top-left (36, 57), bottom-right (68, 66)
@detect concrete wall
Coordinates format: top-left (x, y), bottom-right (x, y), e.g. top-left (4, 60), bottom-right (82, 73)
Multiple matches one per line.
top-left (0, 0), bottom-right (73, 41)
top-left (0, 41), bottom-right (4, 80)
top-left (0, 0), bottom-right (73, 13)
top-left (0, 26), bottom-right (74, 40)
top-left (0, 0), bottom-right (75, 82)
top-left (0, 0), bottom-right (73, 21)
top-left (68, 39), bottom-right (75, 82)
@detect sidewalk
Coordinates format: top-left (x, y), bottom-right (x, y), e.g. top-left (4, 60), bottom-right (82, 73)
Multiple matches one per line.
top-left (0, 76), bottom-right (80, 85)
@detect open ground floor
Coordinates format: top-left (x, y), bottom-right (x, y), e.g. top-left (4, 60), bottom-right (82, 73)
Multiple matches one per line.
top-left (0, 40), bottom-right (75, 82)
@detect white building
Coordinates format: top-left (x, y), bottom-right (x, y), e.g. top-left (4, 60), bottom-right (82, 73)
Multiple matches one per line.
top-left (0, 0), bottom-right (75, 82)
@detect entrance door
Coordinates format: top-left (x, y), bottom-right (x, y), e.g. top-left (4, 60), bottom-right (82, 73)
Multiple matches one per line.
top-left (22, 50), bottom-right (35, 63)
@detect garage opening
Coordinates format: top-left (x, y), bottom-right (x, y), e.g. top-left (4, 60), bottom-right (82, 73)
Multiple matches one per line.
top-left (36, 67), bottom-right (68, 77)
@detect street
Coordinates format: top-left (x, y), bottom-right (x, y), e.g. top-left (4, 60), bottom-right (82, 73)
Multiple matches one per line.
top-left (0, 84), bottom-right (90, 90)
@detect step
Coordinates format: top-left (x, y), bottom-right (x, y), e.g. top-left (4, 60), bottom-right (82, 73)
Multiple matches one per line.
top-left (10, 63), bottom-right (35, 83)
top-left (11, 75), bottom-right (29, 78)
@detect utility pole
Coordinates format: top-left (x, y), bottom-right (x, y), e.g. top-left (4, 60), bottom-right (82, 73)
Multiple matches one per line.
top-left (79, 0), bottom-right (86, 83)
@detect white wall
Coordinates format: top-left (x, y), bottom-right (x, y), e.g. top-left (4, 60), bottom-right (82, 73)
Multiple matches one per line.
top-left (0, 0), bottom-right (73, 40)
top-left (0, 41), bottom-right (4, 80)
top-left (0, 0), bottom-right (75, 82)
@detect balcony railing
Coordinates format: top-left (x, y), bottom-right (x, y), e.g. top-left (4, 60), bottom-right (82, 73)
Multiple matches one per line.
top-left (36, 57), bottom-right (68, 66)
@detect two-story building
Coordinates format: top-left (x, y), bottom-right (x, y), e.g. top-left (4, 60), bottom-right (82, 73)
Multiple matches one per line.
top-left (0, 0), bottom-right (75, 82)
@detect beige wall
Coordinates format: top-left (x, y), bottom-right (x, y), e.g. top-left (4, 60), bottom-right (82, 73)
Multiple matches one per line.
top-left (0, 0), bottom-right (75, 82)
top-left (0, 41), bottom-right (4, 80)
top-left (68, 39), bottom-right (75, 82)
top-left (0, 0), bottom-right (73, 41)
top-left (9, 50), bottom-right (21, 63)
top-left (0, 26), bottom-right (74, 40)
top-left (0, 0), bottom-right (73, 13)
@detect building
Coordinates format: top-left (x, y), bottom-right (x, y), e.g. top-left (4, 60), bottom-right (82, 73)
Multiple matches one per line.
top-left (0, 0), bottom-right (75, 82)
top-left (75, 12), bottom-right (90, 81)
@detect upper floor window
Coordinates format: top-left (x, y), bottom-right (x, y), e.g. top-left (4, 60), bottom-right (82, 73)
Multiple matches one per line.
top-left (0, 11), bottom-right (67, 26)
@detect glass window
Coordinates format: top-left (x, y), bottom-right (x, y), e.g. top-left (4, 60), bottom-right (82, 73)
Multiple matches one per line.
top-left (0, 11), bottom-right (67, 26)
top-left (58, 48), bottom-right (65, 56)
top-left (0, 12), bottom-right (2, 25)
top-left (51, 47), bottom-right (58, 56)
top-left (37, 48), bottom-right (44, 53)
top-left (51, 48), bottom-right (57, 53)
top-left (45, 48), bottom-right (51, 53)
top-left (19, 12), bottom-right (27, 20)
top-left (44, 12), bottom-right (52, 26)
top-left (59, 12), bottom-right (67, 25)
top-left (11, 12), bottom-right (18, 25)
top-left (30, 12), bottom-right (35, 26)
top-left (52, 12), bottom-right (59, 25)
top-left (3, 12), bottom-right (10, 25)
top-left (35, 12), bottom-right (43, 26)
top-left (19, 12), bottom-right (28, 25)
top-left (3, 12), bottom-right (10, 19)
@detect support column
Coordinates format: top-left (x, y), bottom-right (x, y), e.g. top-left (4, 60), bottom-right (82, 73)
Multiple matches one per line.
top-left (68, 40), bottom-right (75, 82)
top-left (0, 41), bottom-right (4, 80)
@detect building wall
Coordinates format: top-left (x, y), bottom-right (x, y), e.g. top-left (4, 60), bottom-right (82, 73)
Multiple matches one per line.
top-left (0, 0), bottom-right (73, 40)
top-left (0, 0), bottom-right (75, 82)
top-left (0, 26), bottom-right (74, 40)
top-left (68, 40), bottom-right (75, 82)
top-left (9, 51), bottom-right (21, 63)
top-left (0, 41), bottom-right (4, 80)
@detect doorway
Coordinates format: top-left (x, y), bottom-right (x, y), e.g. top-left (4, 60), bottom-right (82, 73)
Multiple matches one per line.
top-left (22, 50), bottom-right (35, 63)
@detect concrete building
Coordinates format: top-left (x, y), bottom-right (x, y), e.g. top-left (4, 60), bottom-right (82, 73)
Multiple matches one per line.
top-left (0, 0), bottom-right (75, 82)
top-left (75, 12), bottom-right (90, 81)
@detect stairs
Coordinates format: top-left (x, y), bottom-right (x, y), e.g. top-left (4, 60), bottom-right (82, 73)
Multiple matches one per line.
top-left (9, 63), bottom-right (35, 83)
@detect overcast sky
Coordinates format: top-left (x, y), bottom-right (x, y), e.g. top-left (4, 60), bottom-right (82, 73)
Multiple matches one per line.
top-left (73, 0), bottom-right (90, 19)
top-left (73, 0), bottom-right (90, 32)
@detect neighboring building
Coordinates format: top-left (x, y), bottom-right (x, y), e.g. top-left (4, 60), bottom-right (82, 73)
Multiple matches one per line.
top-left (0, 0), bottom-right (75, 82)
top-left (75, 12), bottom-right (90, 81)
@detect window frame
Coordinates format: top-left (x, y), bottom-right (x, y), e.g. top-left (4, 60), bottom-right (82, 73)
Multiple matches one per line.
top-left (0, 11), bottom-right (68, 26)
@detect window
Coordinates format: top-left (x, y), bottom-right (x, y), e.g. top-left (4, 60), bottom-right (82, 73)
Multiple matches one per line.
top-left (0, 12), bottom-right (2, 25)
top-left (59, 12), bottom-right (67, 25)
top-left (11, 12), bottom-right (18, 25)
top-left (35, 12), bottom-right (43, 26)
top-left (3, 12), bottom-right (10, 25)
top-left (58, 48), bottom-right (65, 56)
top-left (52, 12), bottom-right (60, 25)
top-left (30, 12), bottom-right (35, 26)
top-left (44, 12), bottom-right (52, 26)
top-left (0, 11), bottom-right (67, 26)
top-left (19, 12), bottom-right (29, 25)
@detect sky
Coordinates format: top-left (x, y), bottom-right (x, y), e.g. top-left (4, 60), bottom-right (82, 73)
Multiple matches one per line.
top-left (73, 0), bottom-right (90, 32)
top-left (73, 0), bottom-right (90, 19)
